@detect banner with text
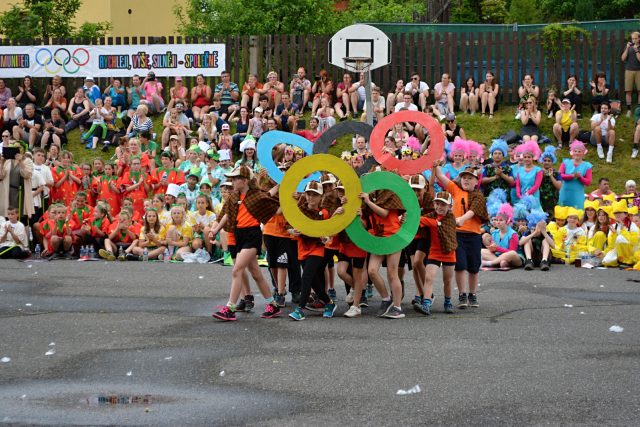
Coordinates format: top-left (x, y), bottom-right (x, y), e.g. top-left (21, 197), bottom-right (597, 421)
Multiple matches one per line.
top-left (0, 44), bottom-right (226, 78)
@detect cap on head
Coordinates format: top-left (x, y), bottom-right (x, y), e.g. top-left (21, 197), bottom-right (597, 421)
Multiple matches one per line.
top-left (409, 174), bottom-right (426, 189)
top-left (224, 165), bottom-right (253, 180)
top-left (459, 167), bottom-right (478, 179)
top-left (218, 149), bottom-right (231, 161)
top-left (304, 181), bottom-right (323, 195)
top-left (320, 173), bottom-right (337, 185)
top-left (561, 98), bottom-right (571, 104)
top-left (433, 191), bottom-right (453, 205)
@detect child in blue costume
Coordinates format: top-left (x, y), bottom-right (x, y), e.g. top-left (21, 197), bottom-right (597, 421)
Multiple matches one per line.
top-left (481, 203), bottom-right (523, 269)
top-left (512, 141), bottom-right (543, 209)
top-left (559, 140), bottom-right (592, 209)
top-left (442, 139), bottom-right (468, 181)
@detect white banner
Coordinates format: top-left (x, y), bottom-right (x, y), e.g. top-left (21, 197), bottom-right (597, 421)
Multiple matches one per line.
top-left (0, 44), bottom-right (226, 78)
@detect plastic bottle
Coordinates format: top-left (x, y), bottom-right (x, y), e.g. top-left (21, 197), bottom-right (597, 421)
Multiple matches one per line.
top-left (80, 246), bottom-right (87, 260)
top-left (142, 247), bottom-right (149, 262)
top-left (34, 244), bottom-right (41, 260)
top-left (118, 247), bottom-right (125, 261)
top-left (88, 246), bottom-right (96, 259)
top-left (163, 248), bottom-right (170, 263)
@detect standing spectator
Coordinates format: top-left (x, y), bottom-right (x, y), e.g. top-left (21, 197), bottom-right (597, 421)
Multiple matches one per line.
top-left (335, 73), bottom-right (354, 120)
top-left (190, 74), bottom-right (212, 122)
top-left (310, 70), bottom-right (334, 116)
top-left (404, 72), bottom-right (430, 111)
top-left (127, 74), bottom-right (146, 120)
top-left (83, 77), bottom-right (101, 108)
top-left (590, 71), bottom-right (610, 113)
top-left (214, 70), bottom-right (240, 117)
top-left (519, 96), bottom-right (541, 142)
top-left (2, 98), bottom-right (22, 133)
top-left (258, 71), bottom-right (285, 110)
top-left (65, 88), bottom-right (90, 133)
top-left (15, 76), bottom-right (39, 109)
top-left (13, 104), bottom-right (43, 149)
top-left (459, 76), bottom-right (479, 115)
top-left (241, 73), bottom-right (263, 111)
top-left (432, 73), bottom-right (455, 119)
top-left (103, 78), bottom-right (126, 114)
top-left (621, 31), bottom-right (640, 117)
top-left (479, 71), bottom-right (499, 118)
top-left (42, 88), bottom-right (67, 120)
top-left (31, 148), bottom-right (53, 222)
top-left (562, 74), bottom-right (582, 116)
top-left (167, 77), bottom-right (189, 111)
top-left (590, 102), bottom-right (616, 163)
top-left (0, 145), bottom-right (34, 219)
top-left (142, 72), bottom-right (164, 114)
top-left (0, 79), bottom-right (12, 109)
top-left (386, 79), bottom-right (405, 115)
top-left (40, 108), bottom-right (67, 148)
top-left (552, 99), bottom-right (579, 149)
top-left (290, 67), bottom-right (312, 111)
top-left (274, 93), bottom-right (299, 132)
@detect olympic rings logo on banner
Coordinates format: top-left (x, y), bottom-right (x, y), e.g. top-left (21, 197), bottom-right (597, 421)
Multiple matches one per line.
top-left (35, 47), bottom-right (90, 75)
top-left (260, 111), bottom-right (445, 255)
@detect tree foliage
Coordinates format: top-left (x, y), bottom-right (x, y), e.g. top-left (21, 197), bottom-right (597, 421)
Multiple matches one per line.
top-left (450, 0), bottom-right (508, 24)
top-left (507, 0), bottom-right (542, 24)
top-left (0, 0), bottom-right (111, 40)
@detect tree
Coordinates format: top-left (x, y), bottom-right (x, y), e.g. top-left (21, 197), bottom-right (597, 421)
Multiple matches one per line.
top-left (507, 0), bottom-right (542, 24)
top-left (480, 0), bottom-right (507, 23)
top-left (0, 0), bottom-right (111, 40)
top-left (450, 0), bottom-right (480, 23)
top-left (450, 0), bottom-right (507, 23)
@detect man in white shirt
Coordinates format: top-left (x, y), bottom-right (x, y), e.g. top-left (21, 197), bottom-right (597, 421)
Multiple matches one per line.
top-left (404, 72), bottom-right (430, 111)
top-left (31, 148), bottom-right (53, 222)
top-left (348, 72), bottom-right (376, 117)
top-left (362, 87), bottom-right (386, 122)
top-left (590, 102), bottom-right (616, 163)
top-left (394, 92), bottom-right (419, 112)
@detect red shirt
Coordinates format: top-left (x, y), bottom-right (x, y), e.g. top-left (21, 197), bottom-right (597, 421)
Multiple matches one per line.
top-left (236, 194), bottom-right (260, 229)
top-left (68, 205), bottom-right (95, 231)
top-left (295, 129), bottom-right (323, 143)
top-left (52, 166), bottom-right (81, 205)
top-left (368, 209), bottom-right (401, 238)
top-left (108, 221), bottom-right (141, 243)
top-left (419, 215), bottom-right (457, 263)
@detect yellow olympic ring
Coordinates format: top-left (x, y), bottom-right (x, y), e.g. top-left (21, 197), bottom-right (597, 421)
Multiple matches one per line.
top-left (279, 154), bottom-right (362, 238)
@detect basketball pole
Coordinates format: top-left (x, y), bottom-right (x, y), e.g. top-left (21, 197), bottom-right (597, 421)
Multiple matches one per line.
top-left (364, 70), bottom-right (373, 126)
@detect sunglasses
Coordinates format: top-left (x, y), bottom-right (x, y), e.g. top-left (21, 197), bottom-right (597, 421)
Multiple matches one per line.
top-left (412, 77), bottom-right (419, 80)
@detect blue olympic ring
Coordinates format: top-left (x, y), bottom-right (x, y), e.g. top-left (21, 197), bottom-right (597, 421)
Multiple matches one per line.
top-left (35, 47), bottom-right (90, 75)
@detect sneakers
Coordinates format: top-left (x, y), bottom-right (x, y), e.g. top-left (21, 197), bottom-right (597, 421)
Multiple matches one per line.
top-left (328, 288), bottom-right (337, 299)
top-left (305, 298), bottom-right (325, 312)
top-left (515, 111), bottom-right (521, 120)
top-left (101, 142), bottom-right (110, 152)
top-left (291, 291), bottom-right (301, 304)
top-left (457, 293), bottom-right (469, 309)
top-left (443, 299), bottom-right (454, 314)
top-left (288, 307), bottom-right (305, 321)
top-left (244, 295), bottom-right (255, 312)
top-left (524, 259), bottom-right (534, 270)
top-left (345, 289), bottom-right (354, 305)
top-left (274, 293), bottom-right (286, 307)
top-left (223, 251), bottom-right (233, 266)
top-left (323, 302), bottom-right (337, 318)
top-left (540, 259), bottom-right (550, 271)
top-left (606, 149), bottom-right (613, 163)
top-left (627, 110), bottom-right (632, 118)
top-left (236, 298), bottom-right (247, 312)
top-left (382, 306), bottom-right (405, 319)
top-left (597, 144), bottom-right (604, 159)
top-left (343, 305), bottom-right (361, 318)
top-left (365, 284), bottom-right (374, 298)
top-left (411, 295), bottom-right (423, 307)
top-left (414, 299), bottom-right (432, 316)
top-left (632, 148), bottom-right (639, 159)
top-left (99, 249), bottom-right (115, 261)
top-left (359, 295), bottom-right (369, 308)
top-left (212, 306), bottom-right (236, 321)
top-left (377, 299), bottom-right (393, 317)
top-left (468, 293), bottom-right (479, 308)
top-left (260, 303), bottom-right (281, 318)
top-left (125, 253), bottom-right (140, 261)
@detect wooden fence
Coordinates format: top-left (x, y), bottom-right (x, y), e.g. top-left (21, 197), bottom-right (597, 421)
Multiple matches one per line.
top-left (0, 30), bottom-right (631, 105)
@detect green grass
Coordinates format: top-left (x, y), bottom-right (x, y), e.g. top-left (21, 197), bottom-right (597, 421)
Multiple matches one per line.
top-left (66, 108), bottom-right (638, 193)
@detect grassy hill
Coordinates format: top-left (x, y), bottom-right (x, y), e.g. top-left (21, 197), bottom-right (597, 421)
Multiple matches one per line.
top-left (66, 108), bottom-right (639, 193)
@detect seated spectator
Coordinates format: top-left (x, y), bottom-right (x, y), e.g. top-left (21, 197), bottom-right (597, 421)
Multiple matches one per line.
top-left (316, 96), bottom-right (336, 131)
top-left (82, 98), bottom-right (113, 151)
top-left (311, 70), bottom-right (333, 116)
top-left (292, 115), bottom-right (323, 143)
top-left (127, 74), bottom-right (146, 120)
top-left (16, 76), bottom-right (39, 109)
top-left (545, 89), bottom-right (562, 118)
top-left (478, 71), bottom-right (499, 117)
top-left (40, 108), bottom-right (67, 148)
top-left (362, 86), bottom-right (385, 123)
top-left (386, 79), bottom-right (405, 116)
top-left (552, 98), bottom-right (579, 148)
top-left (589, 177), bottom-right (617, 202)
top-left (217, 123), bottom-right (233, 151)
top-left (519, 96), bottom-right (541, 142)
top-left (404, 72), bottom-right (430, 111)
top-left (274, 93), bottom-right (299, 132)
top-left (190, 74), bottom-right (212, 122)
top-left (126, 104), bottom-right (153, 139)
top-left (481, 204), bottom-right (523, 270)
top-left (142, 71), bottom-right (164, 114)
top-left (162, 104), bottom-right (190, 148)
top-left (0, 79), bottom-right (12, 109)
top-left (394, 92), bottom-right (419, 112)
top-left (258, 71), bottom-right (285, 110)
top-left (518, 74), bottom-right (540, 111)
top-left (432, 73), bottom-right (455, 118)
top-left (348, 72), bottom-right (375, 117)
top-left (247, 107), bottom-right (265, 140)
top-left (165, 135), bottom-right (186, 167)
top-left (13, 103), bottom-right (43, 149)
top-left (214, 70), bottom-right (240, 117)
top-left (43, 75), bottom-right (66, 104)
top-left (43, 88), bottom-right (67, 120)
top-left (198, 113), bottom-right (217, 144)
top-left (2, 98), bottom-right (22, 133)
top-left (264, 117), bottom-right (277, 133)
top-left (562, 74), bottom-right (582, 116)
top-left (167, 76), bottom-right (189, 111)
top-left (442, 113), bottom-right (466, 142)
top-left (65, 88), bottom-right (90, 133)
top-left (241, 73), bottom-right (264, 111)
top-left (290, 67), bottom-right (311, 111)
top-left (138, 131), bottom-right (158, 162)
top-left (335, 73), bottom-right (355, 119)
top-left (590, 71), bottom-right (610, 113)
top-left (103, 78), bottom-right (126, 113)
top-left (83, 77), bottom-right (101, 108)
top-left (459, 76), bottom-right (479, 115)
top-left (387, 122), bottom-right (409, 146)
top-left (590, 102), bottom-right (616, 163)
top-left (231, 106), bottom-right (250, 152)
top-left (0, 206), bottom-right (30, 259)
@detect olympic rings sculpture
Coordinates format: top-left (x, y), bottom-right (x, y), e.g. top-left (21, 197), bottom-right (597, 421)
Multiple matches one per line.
top-left (260, 111), bottom-right (445, 255)
top-left (35, 47), bottom-right (90, 75)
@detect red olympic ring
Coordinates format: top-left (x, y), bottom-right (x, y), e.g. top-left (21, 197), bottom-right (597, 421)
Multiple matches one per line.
top-left (369, 110), bottom-right (446, 175)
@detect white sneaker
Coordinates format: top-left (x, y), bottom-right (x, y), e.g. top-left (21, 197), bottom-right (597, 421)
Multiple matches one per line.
top-left (606, 150), bottom-right (613, 163)
top-left (515, 112), bottom-right (521, 120)
top-left (632, 148), bottom-right (638, 159)
top-left (343, 305), bottom-right (361, 318)
top-left (345, 289), bottom-right (354, 305)
top-left (597, 145), bottom-right (604, 159)
top-left (627, 110), bottom-right (632, 118)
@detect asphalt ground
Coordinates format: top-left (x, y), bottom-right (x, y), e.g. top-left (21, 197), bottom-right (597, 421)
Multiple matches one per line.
top-left (0, 259), bottom-right (639, 426)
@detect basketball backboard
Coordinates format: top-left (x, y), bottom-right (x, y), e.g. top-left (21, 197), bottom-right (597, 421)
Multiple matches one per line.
top-left (328, 24), bottom-right (391, 72)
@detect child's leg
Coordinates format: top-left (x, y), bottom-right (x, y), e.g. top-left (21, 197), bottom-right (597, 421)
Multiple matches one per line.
top-left (423, 263), bottom-right (439, 302)
top-left (148, 247), bottom-right (165, 259)
top-left (481, 248), bottom-right (498, 265)
top-left (412, 250), bottom-right (427, 298)
top-left (228, 248), bottom-right (258, 306)
top-left (455, 270), bottom-right (468, 295)
top-left (336, 260), bottom-right (353, 289)
top-left (63, 236), bottom-right (72, 251)
top-left (468, 272), bottom-right (479, 295)
top-left (385, 251), bottom-right (402, 307)
top-left (50, 236), bottom-right (61, 253)
top-left (367, 254), bottom-right (389, 299)
top-left (104, 239), bottom-right (116, 253)
top-left (523, 241), bottom-right (533, 259)
top-left (350, 261), bottom-right (366, 306)
top-left (125, 239), bottom-right (139, 253)
top-left (442, 265), bottom-right (455, 299)
top-left (100, 124), bottom-right (108, 139)
top-left (276, 267), bottom-right (287, 295)
top-left (306, 255), bottom-right (330, 304)
top-left (491, 251), bottom-right (523, 268)
top-left (245, 250), bottom-right (273, 300)
top-left (203, 227), bottom-right (213, 253)
top-left (541, 240), bottom-right (551, 260)
top-left (175, 245), bottom-right (192, 260)
top-left (191, 238), bottom-right (203, 251)
top-left (82, 123), bottom-right (97, 140)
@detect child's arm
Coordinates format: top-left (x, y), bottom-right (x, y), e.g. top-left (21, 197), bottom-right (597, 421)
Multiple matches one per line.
top-left (526, 169), bottom-right (544, 195)
top-left (558, 162), bottom-right (574, 181)
top-left (433, 162), bottom-right (451, 189)
top-left (494, 233), bottom-right (519, 254)
top-left (515, 175), bottom-right (522, 199)
top-left (360, 193), bottom-right (389, 218)
top-left (577, 168), bottom-right (592, 186)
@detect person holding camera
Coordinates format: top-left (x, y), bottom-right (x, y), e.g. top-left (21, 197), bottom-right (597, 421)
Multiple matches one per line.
top-left (590, 102), bottom-right (616, 163)
top-left (290, 67), bottom-right (311, 112)
top-left (40, 108), bottom-right (67, 149)
top-left (310, 69), bottom-right (333, 116)
top-left (142, 72), bottom-right (165, 115)
top-left (621, 31), bottom-right (640, 117)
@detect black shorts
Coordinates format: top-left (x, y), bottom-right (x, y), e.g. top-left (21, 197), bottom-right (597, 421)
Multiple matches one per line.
top-left (455, 232), bottom-right (482, 274)
top-left (426, 259), bottom-right (456, 267)
top-left (381, 248), bottom-right (409, 269)
top-left (337, 252), bottom-right (366, 269)
top-left (234, 226), bottom-right (262, 253)
top-left (406, 237), bottom-right (430, 257)
top-left (561, 129), bottom-right (571, 143)
top-left (228, 244), bottom-right (237, 259)
top-left (324, 248), bottom-right (339, 268)
top-left (264, 234), bottom-right (289, 268)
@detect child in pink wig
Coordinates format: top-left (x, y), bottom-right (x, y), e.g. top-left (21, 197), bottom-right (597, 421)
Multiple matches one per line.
top-left (559, 140), bottom-right (592, 209)
top-left (481, 203), bottom-right (524, 269)
top-left (513, 141), bottom-right (543, 209)
top-left (443, 139), bottom-right (469, 181)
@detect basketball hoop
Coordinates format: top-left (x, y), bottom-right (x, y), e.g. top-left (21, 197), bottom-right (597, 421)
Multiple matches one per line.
top-left (343, 56), bottom-right (373, 73)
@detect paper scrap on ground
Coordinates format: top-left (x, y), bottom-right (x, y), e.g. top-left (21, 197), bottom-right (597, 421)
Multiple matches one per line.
top-left (396, 385), bottom-right (421, 395)
top-left (164, 356), bottom-right (173, 360)
top-left (219, 370), bottom-right (225, 377)
top-left (563, 304), bottom-right (573, 308)
top-left (25, 303), bottom-right (32, 307)
top-left (609, 325), bottom-right (624, 333)
top-left (126, 371), bottom-right (132, 376)
top-left (45, 349), bottom-right (55, 356)
top-left (1, 357), bottom-right (10, 363)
